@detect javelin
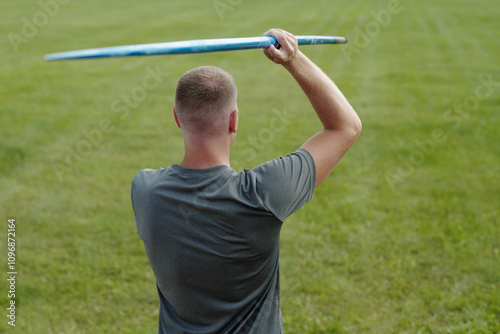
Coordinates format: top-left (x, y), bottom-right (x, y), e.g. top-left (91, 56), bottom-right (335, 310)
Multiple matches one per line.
top-left (44, 35), bottom-right (347, 61)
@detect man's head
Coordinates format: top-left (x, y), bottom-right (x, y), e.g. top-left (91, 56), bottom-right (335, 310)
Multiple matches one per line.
top-left (174, 66), bottom-right (237, 137)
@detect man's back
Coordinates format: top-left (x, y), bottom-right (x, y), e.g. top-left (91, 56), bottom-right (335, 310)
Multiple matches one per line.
top-left (132, 28), bottom-right (361, 333)
top-left (131, 149), bottom-right (315, 333)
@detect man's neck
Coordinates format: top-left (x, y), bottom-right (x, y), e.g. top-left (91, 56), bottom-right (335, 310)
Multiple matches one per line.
top-left (179, 135), bottom-right (231, 169)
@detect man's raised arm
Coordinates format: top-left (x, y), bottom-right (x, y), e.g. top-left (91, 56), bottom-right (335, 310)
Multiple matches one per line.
top-left (263, 29), bottom-right (362, 188)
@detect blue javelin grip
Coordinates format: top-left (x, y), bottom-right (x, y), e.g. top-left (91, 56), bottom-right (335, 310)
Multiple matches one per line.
top-left (44, 35), bottom-right (348, 61)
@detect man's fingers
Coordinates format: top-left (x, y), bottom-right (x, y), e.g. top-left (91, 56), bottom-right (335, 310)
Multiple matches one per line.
top-left (262, 48), bottom-right (274, 62)
top-left (266, 44), bottom-right (279, 58)
top-left (263, 28), bottom-right (298, 64)
top-left (264, 29), bottom-right (285, 47)
top-left (264, 44), bottom-right (283, 63)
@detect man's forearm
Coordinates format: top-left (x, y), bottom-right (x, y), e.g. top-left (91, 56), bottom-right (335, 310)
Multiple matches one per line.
top-left (283, 51), bottom-right (361, 134)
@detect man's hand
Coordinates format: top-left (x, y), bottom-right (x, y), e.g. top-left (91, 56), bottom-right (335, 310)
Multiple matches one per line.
top-left (263, 29), bottom-right (298, 65)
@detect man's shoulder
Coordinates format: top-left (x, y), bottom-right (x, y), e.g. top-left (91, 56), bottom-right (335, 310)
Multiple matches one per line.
top-left (249, 149), bottom-right (315, 177)
top-left (134, 167), bottom-right (159, 178)
top-left (132, 167), bottom-right (170, 192)
top-left (241, 149), bottom-right (316, 221)
top-left (133, 168), bottom-right (158, 183)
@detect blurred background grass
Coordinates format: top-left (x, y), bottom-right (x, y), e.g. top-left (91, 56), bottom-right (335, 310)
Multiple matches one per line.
top-left (1, 0), bottom-right (499, 333)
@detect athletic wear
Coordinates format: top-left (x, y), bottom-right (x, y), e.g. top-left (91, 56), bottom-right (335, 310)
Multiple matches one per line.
top-left (131, 149), bottom-right (316, 333)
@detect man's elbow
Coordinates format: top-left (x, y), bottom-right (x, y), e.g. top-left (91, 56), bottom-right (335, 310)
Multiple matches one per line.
top-left (347, 116), bottom-right (362, 142)
top-left (354, 117), bottom-right (362, 137)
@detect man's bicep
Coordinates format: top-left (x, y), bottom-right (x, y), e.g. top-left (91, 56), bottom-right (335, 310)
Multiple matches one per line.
top-left (300, 129), bottom-right (358, 188)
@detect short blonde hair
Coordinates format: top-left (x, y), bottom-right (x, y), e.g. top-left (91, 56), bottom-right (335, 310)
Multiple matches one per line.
top-left (175, 66), bottom-right (237, 133)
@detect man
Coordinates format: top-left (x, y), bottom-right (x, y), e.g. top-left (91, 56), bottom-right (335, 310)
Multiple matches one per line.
top-left (131, 28), bottom-right (361, 333)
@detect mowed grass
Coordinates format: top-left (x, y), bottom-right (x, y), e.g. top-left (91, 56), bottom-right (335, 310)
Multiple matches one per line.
top-left (1, 0), bottom-right (499, 333)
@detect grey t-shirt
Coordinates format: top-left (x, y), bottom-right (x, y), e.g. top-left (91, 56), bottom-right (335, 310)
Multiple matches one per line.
top-left (131, 149), bottom-right (316, 333)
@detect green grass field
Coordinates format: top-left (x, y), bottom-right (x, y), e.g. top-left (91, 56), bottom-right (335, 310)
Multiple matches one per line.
top-left (1, 0), bottom-right (499, 333)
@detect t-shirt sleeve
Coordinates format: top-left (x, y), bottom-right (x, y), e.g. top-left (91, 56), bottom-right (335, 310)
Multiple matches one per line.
top-left (131, 169), bottom-right (156, 240)
top-left (251, 148), bottom-right (316, 222)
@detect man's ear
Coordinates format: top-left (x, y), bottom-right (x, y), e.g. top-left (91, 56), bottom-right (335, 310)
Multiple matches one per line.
top-left (173, 106), bottom-right (181, 128)
top-left (229, 109), bottom-right (238, 133)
